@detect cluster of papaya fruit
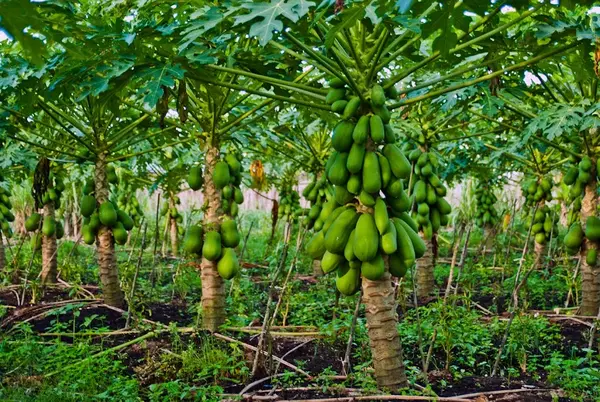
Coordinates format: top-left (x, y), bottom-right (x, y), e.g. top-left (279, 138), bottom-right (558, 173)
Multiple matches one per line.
top-left (406, 149), bottom-right (451, 239)
top-left (161, 194), bottom-right (184, 234)
top-left (213, 150), bottom-right (244, 217)
top-left (79, 177), bottom-right (135, 246)
top-left (116, 185), bottom-right (144, 228)
top-left (186, 165), bottom-right (203, 191)
top-left (474, 186), bottom-right (499, 227)
top-left (521, 176), bottom-right (553, 206)
top-left (564, 216), bottom-right (600, 263)
top-left (278, 185), bottom-right (303, 223)
top-left (0, 176), bottom-right (14, 238)
top-left (304, 80), bottom-right (424, 296)
top-left (302, 174), bottom-right (333, 230)
top-left (25, 211), bottom-right (64, 239)
top-left (528, 205), bottom-right (558, 245)
top-left (183, 218), bottom-right (241, 279)
top-left (563, 157), bottom-right (597, 203)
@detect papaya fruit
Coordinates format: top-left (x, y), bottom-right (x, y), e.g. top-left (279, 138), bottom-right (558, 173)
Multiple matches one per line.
top-left (99, 202), bottom-right (118, 227)
top-left (326, 88), bottom-right (345, 104)
top-left (373, 105), bottom-right (391, 123)
top-left (579, 170), bottom-right (591, 184)
top-left (421, 163), bottom-right (433, 177)
top-left (213, 161), bottom-right (231, 189)
top-left (414, 180), bottom-right (427, 203)
top-left (389, 252), bottom-right (409, 277)
top-left (369, 115), bottom-right (385, 143)
top-left (83, 179), bottom-right (95, 195)
top-left (117, 210), bottom-right (134, 231)
top-left (430, 208), bottom-right (441, 232)
top-left (332, 121), bottom-right (354, 152)
top-left (31, 233), bottom-right (43, 250)
top-left (222, 186), bottom-right (233, 200)
top-left (383, 144), bottom-right (411, 179)
top-left (564, 224), bottom-right (584, 249)
top-left (353, 115), bottom-right (370, 144)
top-left (334, 185), bottom-right (354, 205)
top-left (318, 199), bottom-right (339, 223)
top-left (347, 175), bottom-right (362, 194)
top-left (336, 261), bottom-right (361, 295)
top-left (580, 157), bottom-right (592, 172)
top-left (322, 251), bottom-right (345, 274)
top-left (113, 223), bottom-right (128, 245)
top-left (436, 198), bottom-right (452, 215)
top-left (388, 191), bottom-right (411, 213)
top-left (353, 213), bottom-right (379, 262)
top-left (417, 203), bottom-right (430, 216)
top-left (308, 204), bottom-right (321, 220)
top-left (378, 154), bottom-right (392, 188)
top-left (42, 216), bottom-right (56, 237)
top-left (362, 151), bottom-right (381, 194)
top-left (381, 220), bottom-right (398, 254)
top-left (587, 249), bottom-right (598, 266)
top-left (359, 191), bottom-right (376, 207)
top-left (386, 178), bottom-right (404, 199)
top-left (322, 206), bottom-right (347, 234)
top-left (347, 143), bottom-right (366, 174)
top-left (225, 154), bottom-right (241, 176)
top-left (408, 148), bottom-right (422, 162)
top-left (234, 188), bottom-right (244, 204)
top-left (422, 221), bottom-right (433, 240)
top-left (361, 254), bottom-right (385, 280)
top-left (344, 229), bottom-right (356, 261)
top-left (370, 84), bottom-right (386, 107)
top-left (187, 166), bottom-right (204, 190)
top-left (183, 225), bottom-right (203, 254)
top-left (89, 213), bottom-right (101, 233)
top-left (202, 231), bottom-right (222, 261)
top-left (374, 198), bottom-right (389, 235)
top-left (328, 153), bottom-right (350, 186)
top-left (426, 185), bottom-right (437, 205)
top-left (395, 218), bottom-right (426, 258)
top-left (324, 209), bottom-right (359, 254)
top-left (329, 77), bottom-right (345, 88)
top-left (384, 124), bottom-right (396, 144)
top-left (343, 97), bottom-right (361, 119)
top-left (534, 232), bottom-right (546, 244)
top-left (55, 220), bottom-right (64, 240)
top-left (221, 219), bottom-right (241, 247)
top-left (393, 219), bottom-right (416, 268)
top-left (218, 248), bottom-right (240, 279)
top-left (306, 230), bottom-right (327, 259)
top-left (25, 213), bottom-right (42, 232)
top-left (586, 216), bottom-right (600, 241)
top-left (81, 195), bottom-right (96, 218)
top-left (331, 99), bottom-right (348, 113)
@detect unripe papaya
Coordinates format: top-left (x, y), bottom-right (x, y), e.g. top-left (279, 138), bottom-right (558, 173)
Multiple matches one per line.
top-left (395, 218), bottom-right (426, 258)
top-left (580, 157), bottom-right (592, 172)
top-left (347, 175), bottom-right (362, 194)
top-left (370, 115), bottom-right (385, 143)
top-left (187, 166), bottom-right (204, 190)
top-left (25, 213), bottom-right (42, 232)
top-left (381, 220), bottom-right (398, 254)
top-left (322, 251), bottom-right (344, 274)
top-left (334, 185), bottom-right (354, 205)
top-left (218, 248), bottom-right (240, 279)
top-left (113, 223), bottom-right (128, 245)
top-left (393, 219), bottom-right (416, 268)
top-left (331, 99), bottom-right (348, 113)
top-left (389, 251), bottom-right (409, 277)
top-left (332, 121), bottom-right (354, 152)
top-left (328, 153), bottom-right (350, 186)
top-left (202, 231), bottom-right (222, 261)
top-left (42, 216), bottom-right (56, 237)
top-left (81, 195), bottom-right (96, 218)
top-left (352, 115), bottom-right (369, 144)
top-left (374, 198), bottom-right (389, 235)
top-left (383, 144), bottom-right (411, 179)
top-left (362, 152), bottom-right (381, 194)
top-left (324, 208), bottom-right (359, 254)
top-left (564, 224), bottom-right (584, 249)
top-left (82, 225), bottom-right (95, 245)
top-left (414, 180), bottom-right (427, 203)
top-left (361, 254), bottom-right (385, 280)
top-left (225, 153), bottom-right (241, 176)
top-left (323, 206), bottom-right (347, 234)
top-left (99, 202), bottom-right (118, 227)
top-left (378, 154), bottom-right (392, 189)
top-left (234, 188), bottom-right (244, 204)
top-left (370, 84), bottom-right (386, 107)
top-left (344, 229), bottom-right (356, 261)
top-left (306, 230), bottom-right (327, 259)
top-left (587, 249), bottom-right (597, 266)
top-left (347, 143), bottom-right (366, 174)
top-left (359, 191), bottom-right (376, 207)
top-left (213, 161), bottom-right (231, 190)
top-left (343, 97), bottom-right (361, 119)
top-left (326, 88), bottom-right (345, 104)
top-left (221, 219), bottom-right (241, 248)
top-left (354, 213), bottom-right (379, 262)
top-left (586, 216), bottom-right (600, 241)
top-left (336, 261), bottom-right (361, 295)
top-left (183, 225), bottom-right (203, 254)
top-left (55, 220), bottom-right (64, 240)
top-left (117, 210), bottom-right (134, 231)
top-left (329, 77), bottom-right (345, 88)
top-left (384, 124), bottom-right (396, 144)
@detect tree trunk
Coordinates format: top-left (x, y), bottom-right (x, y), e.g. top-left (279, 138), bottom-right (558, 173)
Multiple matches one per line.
top-left (534, 241), bottom-right (546, 269)
top-left (313, 259), bottom-right (323, 277)
top-left (580, 178), bottom-right (599, 315)
top-left (40, 203), bottom-right (58, 284)
top-left (95, 154), bottom-right (124, 308)
top-left (416, 237), bottom-right (435, 296)
top-left (170, 218), bottom-right (178, 257)
top-left (483, 224), bottom-right (496, 253)
top-left (0, 231), bottom-right (4, 271)
top-left (200, 145), bottom-right (225, 331)
top-left (362, 263), bottom-right (408, 390)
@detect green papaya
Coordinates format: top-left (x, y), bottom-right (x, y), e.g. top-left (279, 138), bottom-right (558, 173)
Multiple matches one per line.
top-left (334, 185), bottom-right (354, 205)
top-left (234, 188), bottom-right (244, 204)
top-left (336, 262), bottom-right (360, 295)
top-left (430, 208), bottom-right (441, 232)
top-left (417, 203), bottom-right (430, 216)
top-left (381, 221), bottom-right (398, 254)
top-left (332, 121), bottom-right (354, 152)
top-left (329, 77), bottom-right (345, 88)
top-left (384, 124), bottom-right (396, 144)
top-left (437, 198), bottom-right (452, 215)
top-left (81, 195), bottom-right (97, 218)
top-left (326, 88), bottom-right (345, 104)
top-left (187, 166), bottom-right (204, 190)
top-left (306, 230), bottom-right (327, 259)
top-left (213, 161), bottom-right (231, 189)
top-left (202, 231), bottom-right (222, 261)
top-left (31, 233), bottom-right (43, 250)
top-left (408, 148), bottom-right (422, 162)
top-left (395, 218), bottom-right (426, 258)
top-left (362, 151), bottom-right (381, 194)
top-left (347, 142), bottom-right (366, 174)
top-left (308, 204), bottom-right (321, 220)
top-left (225, 154), bottom-right (241, 176)
top-left (55, 220), bottom-right (64, 240)
top-left (343, 96), bottom-right (361, 119)
top-left (374, 198), bottom-right (389, 235)
top-left (534, 232), bottom-right (546, 244)
top-left (393, 219), bottom-right (416, 268)
top-left (347, 175), bottom-right (362, 194)
top-left (183, 225), bottom-right (203, 254)
top-left (222, 186), bottom-right (233, 200)
top-left (323, 206), bottom-right (347, 234)
top-left (397, 212), bottom-right (418, 233)
top-left (99, 202), bottom-right (118, 227)
top-left (587, 249), bottom-right (598, 266)
top-left (113, 223), bottom-right (128, 245)
top-left (370, 115), bottom-right (385, 143)
top-left (328, 153), bottom-right (350, 186)
top-left (25, 213), bottom-right (42, 232)
top-left (564, 224), bottom-right (584, 249)
top-left (361, 254), bottom-right (385, 280)
top-left (383, 144), bottom-right (411, 179)
top-left (89, 213), bottom-right (101, 233)
top-left (359, 191), bottom-right (376, 207)
top-left (388, 191), bottom-right (411, 213)
top-left (586, 216), bottom-right (600, 241)
top-left (373, 105), bottom-right (391, 123)
top-left (386, 178), bottom-right (404, 199)
top-left (217, 248), bottom-right (240, 279)
top-left (353, 115), bottom-right (369, 144)
top-left (221, 219), bottom-right (241, 247)
top-left (414, 180), bottom-right (427, 203)
top-left (378, 154), bottom-right (392, 188)
top-left (117, 210), bottom-right (134, 231)
top-left (331, 99), bottom-right (348, 113)
top-left (344, 229), bottom-right (356, 261)
top-left (322, 251), bottom-right (345, 274)
top-left (324, 209), bottom-right (359, 254)
top-left (353, 213), bottom-right (379, 262)
top-left (42, 216), bottom-right (56, 237)
top-left (580, 157), bottom-right (592, 172)
top-left (370, 84), bottom-right (386, 107)
top-left (426, 185), bottom-right (437, 205)
top-left (83, 179), bottom-right (95, 195)
top-left (389, 252), bottom-right (409, 278)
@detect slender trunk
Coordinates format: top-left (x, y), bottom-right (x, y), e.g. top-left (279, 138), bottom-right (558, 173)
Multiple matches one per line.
top-left (362, 261), bottom-right (407, 390)
top-left (0, 231), bottom-right (4, 271)
top-left (312, 259), bottom-right (323, 277)
top-left (534, 241), bottom-right (546, 269)
top-left (580, 178), bottom-right (599, 315)
top-left (170, 218), bottom-right (178, 257)
top-left (40, 203), bottom-right (57, 284)
top-left (95, 154), bottom-right (124, 308)
top-left (200, 145), bottom-right (225, 331)
top-left (483, 224), bottom-right (496, 253)
top-left (416, 237), bottom-right (435, 296)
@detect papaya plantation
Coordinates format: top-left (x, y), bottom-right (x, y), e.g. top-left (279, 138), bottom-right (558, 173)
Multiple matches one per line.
top-left (2, 1), bottom-right (600, 401)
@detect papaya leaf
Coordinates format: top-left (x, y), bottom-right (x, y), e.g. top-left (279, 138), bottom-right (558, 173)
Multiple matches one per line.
top-left (136, 63), bottom-right (186, 107)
